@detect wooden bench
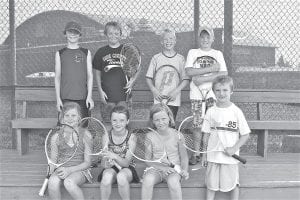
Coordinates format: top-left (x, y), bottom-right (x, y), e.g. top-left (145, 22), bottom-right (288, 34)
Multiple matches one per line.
top-left (12, 87), bottom-right (300, 157)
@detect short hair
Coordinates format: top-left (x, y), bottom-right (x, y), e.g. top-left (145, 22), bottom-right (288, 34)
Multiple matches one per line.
top-left (160, 28), bottom-right (176, 41)
top-left (148, 103), bottom-right (175, 129)
top-left (212, 75), bottom-right (234, 92)
top-left (60, 102), bottom-right (82, 122)
top-left (110, 105), bottom-right (130, 121)
top-left (104, 21), bottom-right (122, 36)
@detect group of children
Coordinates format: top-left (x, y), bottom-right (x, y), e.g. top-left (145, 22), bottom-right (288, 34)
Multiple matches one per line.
top-left (50, 20), bottom-right (250, 200)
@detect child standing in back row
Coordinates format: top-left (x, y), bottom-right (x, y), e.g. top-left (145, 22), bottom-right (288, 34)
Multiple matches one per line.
top-left (185, 26), bottom-right (228, 165)
top-left (55, 21), bottom-right (94, 118)
top-left (93, 22), bottom-right (139, 121)
top-left (202, 75), bottom-right (250, 200)
top-left (146, 28), bottom-right (189, 120)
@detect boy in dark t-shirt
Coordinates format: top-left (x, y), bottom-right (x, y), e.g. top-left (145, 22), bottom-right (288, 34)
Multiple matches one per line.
top-left (93, 21), bottom-right (128, 121)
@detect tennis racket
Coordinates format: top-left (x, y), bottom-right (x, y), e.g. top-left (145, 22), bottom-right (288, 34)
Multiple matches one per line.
top-left (154, 65), bottom-right (180, 104)
top-left (38, 123), bottom-right (80, 196)
top-left (79, 117), bottom-right (122, 170)
top-left (129, 127), bottom-right (182, 173)
top-left (120, 43), bottom-right (142, 103)
top-left (178, 116), bottom-right (246, 165)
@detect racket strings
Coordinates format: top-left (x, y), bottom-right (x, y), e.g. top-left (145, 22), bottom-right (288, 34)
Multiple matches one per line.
top-left (80, 118), bottom-right (106, 155)
top-left (179, 117), bottom-right (220, 154)
top-left (121, 44), bottom-right (141, 77)
top-left (46, 126), bottom-right (79, 165)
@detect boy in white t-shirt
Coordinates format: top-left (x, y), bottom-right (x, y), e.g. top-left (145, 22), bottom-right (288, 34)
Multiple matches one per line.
top-left (185, 26), bottom-right (228, 165)
top-left (202, 75), bottom-right (250, 200)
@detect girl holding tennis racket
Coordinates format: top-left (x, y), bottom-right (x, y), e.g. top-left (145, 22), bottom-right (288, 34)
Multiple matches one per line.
top-left (98, 105), bottom-right (139, 200)
top-left (146, 28), bottom-right (189, 120)
top-left (202, 76), bottom-right (250, 200)
top-left (48, 102), bottom-right (92, 200)
top-left (142, 103), bottom-right (189, 200)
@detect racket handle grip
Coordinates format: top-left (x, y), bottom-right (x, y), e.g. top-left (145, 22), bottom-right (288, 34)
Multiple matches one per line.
top-left (232, 154), bottom-right (247, 164)
top-left (38, 178), bottom-right (49, 196)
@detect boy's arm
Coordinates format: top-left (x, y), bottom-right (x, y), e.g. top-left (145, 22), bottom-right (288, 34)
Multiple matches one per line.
top-left (86, 50), bottom-right (94, 110)
top-left (185, 63), bottom-right (220, 77)
top-left (192, 70), bottom-right (228, 86)
top-left (167, 79), bottom-right (189, 101)
top-left (54, 51), bottom-right (63, 112)
top-left (93, 69), bottom-right (107, 104)
top-left (225, 134), bottom-right (250, 156)
top-left (146, 77), bottom-right (164, 102)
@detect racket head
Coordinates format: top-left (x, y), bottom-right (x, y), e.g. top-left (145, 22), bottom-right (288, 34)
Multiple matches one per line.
top-left (45, 124), bottom-right (79, 166)
top-left (129, 127), bottom-right (167, 163)
top-left (79, 117), bottom-right (107, 156)
top-left (154, 65), bottom-right (180, 102)
top-left (120, 43), bottom-right (141, 78)
top-left (178, 116), bottom-right (220, 153)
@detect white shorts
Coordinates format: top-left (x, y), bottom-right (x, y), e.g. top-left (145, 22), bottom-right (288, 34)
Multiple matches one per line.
top-left (205, 162), bottom-right (239, 192)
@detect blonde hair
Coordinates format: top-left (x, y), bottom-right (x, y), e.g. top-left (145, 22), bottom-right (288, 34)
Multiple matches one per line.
top-left (212, 75), bottom-right (234, 92)
top-left (160, 28), bottom-right (176, 40)
top-left (149, 103), bottom-right (175, 129)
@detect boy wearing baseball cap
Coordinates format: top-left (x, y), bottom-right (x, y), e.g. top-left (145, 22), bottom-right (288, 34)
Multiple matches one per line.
top-left (184, 26), bottom-right (228, 165)
top-left (55, 21), bottom-right (94, 118)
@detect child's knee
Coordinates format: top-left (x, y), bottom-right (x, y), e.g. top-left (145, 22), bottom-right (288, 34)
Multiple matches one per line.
top-left (48, 175), bottom-right (61, 191)
top-left (142, 174), bottom-right (157, 187)
top-left (101, 173), bottom-right (115, 186)
top-left (167, 175), bottom-right (181, 190)
top-left (116, 173), bottom-right (129, 186)
top-left (63, 178), bottom-right (77, 190)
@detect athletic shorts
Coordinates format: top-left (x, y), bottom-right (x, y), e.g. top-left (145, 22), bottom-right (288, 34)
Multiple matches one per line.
top-left (97, 165), bottom-right (140, 183)
top-left (143, 167), bottom-right (181, 182)
top-left (191, 98), bottom-right (215, 128)
top-left (205, 162), bottom-right (239, 192)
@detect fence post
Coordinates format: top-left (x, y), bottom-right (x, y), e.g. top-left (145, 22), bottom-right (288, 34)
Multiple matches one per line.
top-left (224, 0), bottom-right (233, 76)
top-left (194, 0), bottom-right (199, 48)
top-left (9, 0), bottom-right (17, 148)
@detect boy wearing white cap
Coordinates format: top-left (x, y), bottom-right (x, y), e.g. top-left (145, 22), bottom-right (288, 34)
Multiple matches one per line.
top-left (55, 21), bottom-right (94, 118)
top-left (185, 26), bottom-right (228, 165)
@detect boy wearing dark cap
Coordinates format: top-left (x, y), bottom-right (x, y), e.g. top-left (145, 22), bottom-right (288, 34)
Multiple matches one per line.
top-left (55, 21), bottom-right (94, 118)
top-left (185, 26), bottom-right (228, 165)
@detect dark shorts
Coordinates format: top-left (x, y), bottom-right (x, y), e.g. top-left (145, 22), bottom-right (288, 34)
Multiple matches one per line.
top-left (97, 165), bottom-right (140, 183)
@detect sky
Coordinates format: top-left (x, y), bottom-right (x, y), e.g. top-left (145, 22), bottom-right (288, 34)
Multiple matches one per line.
top-left (0, 0), bottom-right (299, 66)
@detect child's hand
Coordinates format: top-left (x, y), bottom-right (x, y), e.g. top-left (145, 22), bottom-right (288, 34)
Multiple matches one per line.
top-left (224, 146), bottom-right (238, 156)
top-left (124, 79), bottom-right (134, 93)
top-left (166, 90), bottom-right (178, 102)
top-left (162, 166), bottom-right (177, 176)
top-left (56, 167), bottom-right (71, 179)
top-left (180, 169), bottom-right (189, 180)
top-left (56, 99), bottom-right (63, 112)
top-left (153, 90), bottom-right (164, 102)
top-left (99, 90), bottom-right (108, 104)
top-left (86, 97), bottom-right (94, 110)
